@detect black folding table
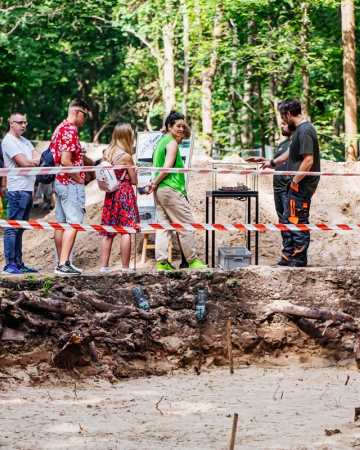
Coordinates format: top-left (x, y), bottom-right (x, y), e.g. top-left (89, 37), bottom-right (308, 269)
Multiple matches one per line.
top-left (205, 190), bottom-right (259, 268)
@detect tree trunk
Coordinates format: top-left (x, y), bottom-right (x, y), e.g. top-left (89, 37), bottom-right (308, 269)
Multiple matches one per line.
top-left (257, 77), bottom-right (266, 157)
top-left (300, 2), bottom-right (310, 120)
top-left (181, 0), bottom-right (190, 119)
top-left (342, 0), bottom-right (358, 161)
top-left (229, 20), bottom-right (238, 150)
top-left (162, 20), bottom-right (176, 113)
top-left (202, 5), bottom-right (223, 155)
top-left (241, 21), bottom-right (255, 149)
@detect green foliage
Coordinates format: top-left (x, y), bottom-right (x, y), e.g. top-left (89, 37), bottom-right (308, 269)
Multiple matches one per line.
top-left (206, 271), bottom-right (214, 279)
top-left (227, 278), bottom-right (239, 287)
top-left (0, 0), bottom-right (356, 161)
top-left (42, 278), bottom-right (53, 294)
top-left (26, 274), bottom-right (37, 289)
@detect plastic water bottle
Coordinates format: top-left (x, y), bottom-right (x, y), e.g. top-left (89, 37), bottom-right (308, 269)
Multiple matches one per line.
top-left (133, 286), bottom-right (150, 312)
top-left (196, 290), bottom-right (207, 321)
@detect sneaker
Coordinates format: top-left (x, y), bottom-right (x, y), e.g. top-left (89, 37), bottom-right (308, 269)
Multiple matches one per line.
top-left (157, 261), bottom-right (175, 271)
top-left (70, 263), bottom-right (83, 273)
top-left (54, 261), bottom-right (81, 276)
top-left (100, 267), bottom-right (111, 273)
top-left (18, 263), bottom-right (38, 274)
top-left (2, 263), bottom-right (23, 275)
top-left (122, 268), bottom-right (134, 272)
top-left (188, 258), bottom-right (208, 269)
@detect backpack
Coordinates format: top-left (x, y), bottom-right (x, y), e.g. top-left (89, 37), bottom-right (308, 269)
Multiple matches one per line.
top-left (96, 151), bottom-right (127, 192)
top-left (36, 126), bottom-right (64, 185)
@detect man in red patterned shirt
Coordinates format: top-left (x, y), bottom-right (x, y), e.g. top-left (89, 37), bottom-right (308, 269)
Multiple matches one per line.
top-left (52, 100), bottom-right (90, 275)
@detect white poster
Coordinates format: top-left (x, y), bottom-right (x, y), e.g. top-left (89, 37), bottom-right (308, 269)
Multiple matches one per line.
top-left (136, 131), bottom-right (194, 222)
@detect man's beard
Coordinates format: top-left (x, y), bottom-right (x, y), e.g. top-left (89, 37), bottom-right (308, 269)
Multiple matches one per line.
top-left (286, 118), bottom-right (297, 132)
top-left (281, 129), bottom-right (291, 137)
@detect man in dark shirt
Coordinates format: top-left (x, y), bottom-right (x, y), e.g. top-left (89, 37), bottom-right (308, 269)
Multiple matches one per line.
top-left (277, 98), bottom-right (320, 267)
top-left (272, 124), bottom-right (294, 265)
top-left (247, 123), bottom-right (293, 265)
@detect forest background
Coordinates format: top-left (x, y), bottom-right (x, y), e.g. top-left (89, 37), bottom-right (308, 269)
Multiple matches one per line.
top-left (0, 0), bottom-right (358, 160)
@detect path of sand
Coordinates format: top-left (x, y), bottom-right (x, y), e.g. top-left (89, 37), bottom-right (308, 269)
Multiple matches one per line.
top-left (1, 365), bottom-right (360, 449)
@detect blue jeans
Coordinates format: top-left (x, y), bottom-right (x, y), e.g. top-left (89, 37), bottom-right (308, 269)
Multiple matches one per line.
top-left (4, 191), bottom-right (33, 265)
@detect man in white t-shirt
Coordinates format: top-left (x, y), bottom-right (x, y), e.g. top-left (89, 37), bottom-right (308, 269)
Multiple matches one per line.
top-left (1, 111), bottom-right (40, 274)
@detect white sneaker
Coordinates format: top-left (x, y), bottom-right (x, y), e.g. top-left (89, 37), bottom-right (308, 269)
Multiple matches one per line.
top-left (70, 263), bottom-right (83, 273)
top-left (100, 267), bottom-right (111, 273)
top-left (122, 268), bottom-right (134, 272)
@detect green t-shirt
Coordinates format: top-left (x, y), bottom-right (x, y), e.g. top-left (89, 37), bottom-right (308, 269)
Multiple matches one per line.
top-left (153, 134), bottom-right (186, 196)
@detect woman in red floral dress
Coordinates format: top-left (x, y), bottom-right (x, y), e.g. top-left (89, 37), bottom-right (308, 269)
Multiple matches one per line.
top-left (100, 123), bottom-right (139, 272)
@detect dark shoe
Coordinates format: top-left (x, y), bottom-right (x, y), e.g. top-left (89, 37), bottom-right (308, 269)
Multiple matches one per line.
top-left (54, 261), bottom-right (81, 275)
top-left (277, 260), bottom-right (291, 266)
top-left (18, 263), bottom-right (38, 273)
top-left (288, 261), bottom-right (307, 267)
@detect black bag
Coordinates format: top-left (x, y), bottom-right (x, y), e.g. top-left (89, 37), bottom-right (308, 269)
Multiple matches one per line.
top-left (36, 126), bottom-right (63, 185)
top-left (36, 148), bottom-right (55, 184)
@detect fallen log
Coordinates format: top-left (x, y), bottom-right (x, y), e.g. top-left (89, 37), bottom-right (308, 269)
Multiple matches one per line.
top-left (22, 292), bottom-right (76, 317)
top-left (265, 300), bottom-right (354, 323)
top-left (76, 293), bottom-right (114, 312)
top-left (100, 308), bottom-right (158, 323)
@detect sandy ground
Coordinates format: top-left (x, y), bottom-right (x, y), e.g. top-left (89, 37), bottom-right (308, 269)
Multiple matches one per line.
top-left (1, 155), bottom-right (360, 272)
top-left (1, 364), bottom-right (360, 449)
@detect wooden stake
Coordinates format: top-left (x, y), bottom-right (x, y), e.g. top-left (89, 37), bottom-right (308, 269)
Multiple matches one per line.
top-left (229, 413), bottom-right (238, 450)
top-left (227, 320), bottom-right (234, 374)
top-left (198, 321), bottom-right (202, 371)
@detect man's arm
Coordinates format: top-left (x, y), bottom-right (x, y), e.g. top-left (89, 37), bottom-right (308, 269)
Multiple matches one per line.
top-left (31, 149), bottom-right (41, 165)
top-left (292, 154), bottom-right (314, 183)
top-left (13, 153), bottom-right (39, 167)
top-left (247, 149), bottom-right (289, 169)
top-left (61, 151), bottom-right (84, 184)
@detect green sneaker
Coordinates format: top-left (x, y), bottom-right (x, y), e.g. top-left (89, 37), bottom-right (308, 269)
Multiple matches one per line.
top-left (188, 258), bottom-right (208, 269)
top-left (157, 261), bottom-right (175, 271)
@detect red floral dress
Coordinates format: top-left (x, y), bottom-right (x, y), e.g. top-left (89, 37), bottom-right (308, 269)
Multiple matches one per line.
top-left (100, 167), bottom-right (139, 236)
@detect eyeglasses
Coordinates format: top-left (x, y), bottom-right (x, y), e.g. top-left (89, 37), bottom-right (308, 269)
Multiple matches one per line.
top-left (12, 120), bottom-right (28, 126)
top-left (76, 110), bottom-right (88, 120)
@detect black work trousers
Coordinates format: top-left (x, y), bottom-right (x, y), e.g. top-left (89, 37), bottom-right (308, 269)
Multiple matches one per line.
top-left (281, 184), bottom-right (313, 265)
top-left (274, 190), bottom-right (293, 264)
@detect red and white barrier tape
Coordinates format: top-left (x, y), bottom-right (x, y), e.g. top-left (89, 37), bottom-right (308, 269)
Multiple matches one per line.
top-left (1, 220), bottom-right (360, 233)
top-left (1, 165), bottom-right (360, 177)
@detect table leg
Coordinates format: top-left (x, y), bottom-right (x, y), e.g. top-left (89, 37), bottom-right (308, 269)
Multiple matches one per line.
top-left (205, 196), bottom-right (209, 265)
top-left (212, 195), bottom-right (215, 268)
top-left (255, 194), bottom-right (259, 265)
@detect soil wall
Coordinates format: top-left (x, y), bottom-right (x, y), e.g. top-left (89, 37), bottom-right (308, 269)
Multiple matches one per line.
top-left (0, 267), bottom-right (359, 384)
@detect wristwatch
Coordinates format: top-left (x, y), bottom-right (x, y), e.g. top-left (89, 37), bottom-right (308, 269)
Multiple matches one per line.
top-left (270, 159), bottom-right (276, 168)
top-left (291, 180), bottom-right (299, 186)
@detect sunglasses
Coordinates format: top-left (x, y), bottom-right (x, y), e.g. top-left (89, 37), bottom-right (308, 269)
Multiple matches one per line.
top-left (12, 120), bottom-right (28, 126)
top-left (76, 109), bottom-right (88, 119)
